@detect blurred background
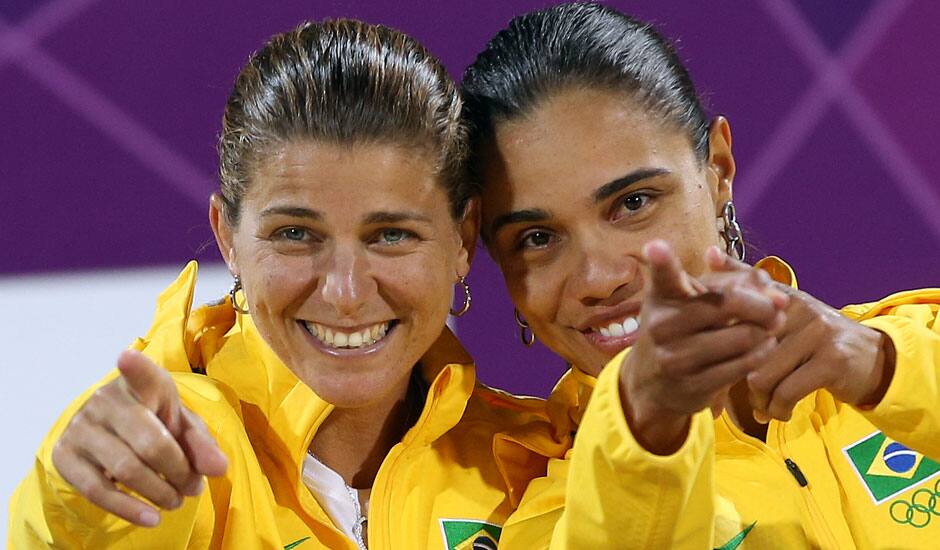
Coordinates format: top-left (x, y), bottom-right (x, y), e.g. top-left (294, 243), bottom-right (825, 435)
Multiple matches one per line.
top-left (2, 0), bottom-right (938, 533)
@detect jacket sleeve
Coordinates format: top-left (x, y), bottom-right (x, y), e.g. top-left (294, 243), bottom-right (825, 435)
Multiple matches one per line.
top-left (7, 373), bottom-right (218, 549)
top-left (845, 292), bottom-right (940, 459)
top-left (545, 356), bottom-right (716, 549)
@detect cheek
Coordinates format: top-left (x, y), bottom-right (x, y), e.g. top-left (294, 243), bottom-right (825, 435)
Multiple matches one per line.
top-left (242, 254), bottom-right (313, 313)
top-left (380, 252), bottom-right (453, 316)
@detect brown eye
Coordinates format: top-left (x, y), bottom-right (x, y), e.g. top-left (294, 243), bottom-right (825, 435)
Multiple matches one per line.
top-left (622, 193), bottom-right (649, 211)
top-left (520, 230), bottom-right (553, 249)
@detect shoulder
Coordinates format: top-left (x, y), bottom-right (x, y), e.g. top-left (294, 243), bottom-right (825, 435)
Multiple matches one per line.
top-left (465, 383), bottom-right (549, 428)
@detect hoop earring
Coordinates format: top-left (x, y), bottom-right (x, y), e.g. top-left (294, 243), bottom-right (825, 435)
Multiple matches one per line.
top-left (450, 277), bottom-right (472, 317)
top-left (719, 201), bottom-right (746, 261)
top-left (514, 309), bottom-right (535, 347)
top-left (229, 275), bottom-right (250, 314)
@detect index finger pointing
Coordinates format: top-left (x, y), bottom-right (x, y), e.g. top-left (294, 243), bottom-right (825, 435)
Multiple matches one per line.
top-left (644, 240), bottom-right (696, 300)
top-left (117, 350), bottom-right (179, 418)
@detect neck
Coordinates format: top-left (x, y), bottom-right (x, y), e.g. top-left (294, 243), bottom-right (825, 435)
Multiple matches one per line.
top-left (310, 369), bottom-right (419, 489)
top-left (723, 379), bottom-right (769, 441)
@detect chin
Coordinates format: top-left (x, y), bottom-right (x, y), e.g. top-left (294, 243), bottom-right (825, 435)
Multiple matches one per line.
top-left (300, 365), bottom-right (410, 409)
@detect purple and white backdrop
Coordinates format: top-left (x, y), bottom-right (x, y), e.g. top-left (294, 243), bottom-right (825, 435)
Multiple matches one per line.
top-left (2, 0), bottom-right (939, 527)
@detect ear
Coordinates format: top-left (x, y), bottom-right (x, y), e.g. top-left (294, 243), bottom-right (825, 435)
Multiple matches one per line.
top-left (209, 193), bottom-right (238, 274)
top-left (455, 196), bottom-right (481, 278)
top-left (706, 116), bottom-right (736, 216)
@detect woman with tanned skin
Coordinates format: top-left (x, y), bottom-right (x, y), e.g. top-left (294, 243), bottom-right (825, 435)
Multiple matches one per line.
top-left (9, 19), bottom-right (543, 550)
top-left (462, 3), bottom-right (940, 548)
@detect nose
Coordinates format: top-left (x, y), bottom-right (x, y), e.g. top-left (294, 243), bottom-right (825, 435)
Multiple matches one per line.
top-left (320, 241), bottom-right (375, 317)
top-left (569, 235), bottom-right (640, 307)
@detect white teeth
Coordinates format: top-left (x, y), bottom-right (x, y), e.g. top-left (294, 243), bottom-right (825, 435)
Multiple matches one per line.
top-left (592, 317), bottom-right (640, 338)
top-left (622, 317), bottom-right (639, 334)
top-left (304, 321), bottom-right (390, 349)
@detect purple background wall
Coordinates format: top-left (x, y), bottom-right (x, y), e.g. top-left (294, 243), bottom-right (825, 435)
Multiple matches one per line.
top-left (2, 0), bottom-right (939, 397)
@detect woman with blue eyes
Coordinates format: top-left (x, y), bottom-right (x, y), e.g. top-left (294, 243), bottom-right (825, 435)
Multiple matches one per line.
top-left (462, 2), bottom-right (940, 548)
top-left (10, 19), bottom-right (545, 549)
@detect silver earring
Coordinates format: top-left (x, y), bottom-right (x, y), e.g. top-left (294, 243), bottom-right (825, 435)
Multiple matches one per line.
top-left (514, 309), bottom-right (535, 347)
top-left (720, 201), bottom-right (746, 261)
top-left (450, 277), bottom-right (472, 317)
top-left (229, 275), bottom-right (250, 314)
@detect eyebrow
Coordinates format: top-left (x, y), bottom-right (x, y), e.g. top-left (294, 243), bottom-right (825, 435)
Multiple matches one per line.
top-left (363, 211), bottom-right (433, 225)
top-left (592, 168), bottom-right (670, 203)
top-left (260, 206), bottom-right (323, 220)
top-left (488, 208), bottom-right (551, 240)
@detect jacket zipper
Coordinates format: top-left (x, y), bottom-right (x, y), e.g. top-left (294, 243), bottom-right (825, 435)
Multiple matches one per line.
top-left (774, 428), bottom-right (842, 548)
top-left (368, 441), bottom-right (407, 549)
top-left (785, 458), bottom-right (808, 487)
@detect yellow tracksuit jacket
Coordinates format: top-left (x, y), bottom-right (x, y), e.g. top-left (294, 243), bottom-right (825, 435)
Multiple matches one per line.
top-left (8, 262), bottom-right (546, 549)
top-left (494, 258), bottom-right (940, 549)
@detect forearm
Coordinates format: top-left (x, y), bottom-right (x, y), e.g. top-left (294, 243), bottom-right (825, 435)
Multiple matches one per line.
top-left (551, 356), bottom-right (716, 548)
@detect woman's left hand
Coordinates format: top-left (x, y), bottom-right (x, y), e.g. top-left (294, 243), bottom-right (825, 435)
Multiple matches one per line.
top-left (707, 251), bottom-right (896, 422)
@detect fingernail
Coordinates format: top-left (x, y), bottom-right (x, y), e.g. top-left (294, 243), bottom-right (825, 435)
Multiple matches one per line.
top-left (139, 508), bottom-right (160, 527)
top-left (753, 411), bottom-right (771, 425)
top-left (191, 477), bottom-right (204, 495)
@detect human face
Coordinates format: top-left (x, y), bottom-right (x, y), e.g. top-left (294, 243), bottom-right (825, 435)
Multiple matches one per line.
top-left (212, 141), bottom-right (472, 408)
top-left (481, 87), bottom-right (734, 376)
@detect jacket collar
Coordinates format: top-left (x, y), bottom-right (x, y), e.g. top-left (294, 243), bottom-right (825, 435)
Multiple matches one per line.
top-left (146, 262), bottom-right (478, 485)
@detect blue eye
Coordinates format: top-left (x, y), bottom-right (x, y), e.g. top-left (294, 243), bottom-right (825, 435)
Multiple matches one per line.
top-left (378, 228), bottom-right (412, 245)
top-left (279, 227), bottom-right (307, 241)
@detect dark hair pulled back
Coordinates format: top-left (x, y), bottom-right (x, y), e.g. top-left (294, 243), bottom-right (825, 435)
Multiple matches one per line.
top-left (461, 2), bottom-right (709, 183)
top-left (219, 19), bottom-right (470, 224)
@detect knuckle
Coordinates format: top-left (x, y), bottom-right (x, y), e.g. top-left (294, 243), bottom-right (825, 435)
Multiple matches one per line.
top-left (78, 478), bottom-right (106, 502)
top-left (111, 456), bottom-right (144, 482)
top-left (745, 325), bottom-right (768, 347)
top-left (136, 436), bottom-right (173, 465)
top-left (655, 349), bottom-right (686, 377)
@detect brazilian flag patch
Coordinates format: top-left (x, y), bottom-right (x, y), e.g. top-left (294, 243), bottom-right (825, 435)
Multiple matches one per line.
top-left (439, 519), bottom-right (501, 550)
top-left (843, 431), bottom-right (940, 504)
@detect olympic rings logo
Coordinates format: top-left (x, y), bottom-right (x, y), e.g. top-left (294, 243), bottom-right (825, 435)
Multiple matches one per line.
top-left (889, 478), bottom-right (940, 528)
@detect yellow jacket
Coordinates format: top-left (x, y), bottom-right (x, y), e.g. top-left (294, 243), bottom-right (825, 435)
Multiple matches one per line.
top-left (495, 258), bottom-right (940, 549)
top-left (8, 262), bottom-right (546, 549)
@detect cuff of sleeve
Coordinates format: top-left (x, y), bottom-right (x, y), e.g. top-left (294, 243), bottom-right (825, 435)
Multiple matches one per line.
top-left (584, 350), bottom-right (714, 473)
top-left (859, 315), bottom-right (938, 437)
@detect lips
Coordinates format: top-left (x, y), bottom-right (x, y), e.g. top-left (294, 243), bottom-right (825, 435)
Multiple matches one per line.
top-left (302, 321), bottom-right (392, 350)
top-left (582, 315), bottom-right (641, 353)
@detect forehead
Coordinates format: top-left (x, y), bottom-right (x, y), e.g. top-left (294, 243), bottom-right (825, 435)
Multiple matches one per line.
top-left (246, 140), bottom-right (447, 215)
top-left (481, 87), bottom-right (696, 216)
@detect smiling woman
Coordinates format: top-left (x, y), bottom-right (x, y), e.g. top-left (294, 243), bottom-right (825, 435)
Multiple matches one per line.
top-left (8, 19), bottom-right (542, 550)
top-left (462, 2), bottom-right (940, 548)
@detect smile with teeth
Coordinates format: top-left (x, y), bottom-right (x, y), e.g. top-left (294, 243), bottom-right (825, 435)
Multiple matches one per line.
top-left (590, 317), bottom-right (640, 338)
top-left (304, 321), bottom-right (391, 349)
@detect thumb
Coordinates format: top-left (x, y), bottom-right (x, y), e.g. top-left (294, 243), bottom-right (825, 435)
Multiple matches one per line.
top-left (705, 245), bottom-right (749, 273)
top-left (179, 409), bottom-right (228, 478)
top-left (117, 349), bottom-right (182, 432)
top-left (644, 240), bottom-right (696, 300)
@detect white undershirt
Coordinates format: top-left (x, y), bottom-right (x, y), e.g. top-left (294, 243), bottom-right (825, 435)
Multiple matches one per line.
top-left (301, 453), bottom-right (369, 549)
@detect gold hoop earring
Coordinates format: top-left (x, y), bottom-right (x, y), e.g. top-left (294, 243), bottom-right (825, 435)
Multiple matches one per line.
top-left (514, 309), bottom-right (535, 347)
top-left (229, 275), bottom-right (250, 314)
top-left (719, 201), bottom-right (746, 261)
top-left (450, 277), bottom-right (472, 317)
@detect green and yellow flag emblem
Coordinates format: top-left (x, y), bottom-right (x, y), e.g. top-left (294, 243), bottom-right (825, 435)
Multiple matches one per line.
top-left (843, 431), bottom-right (940, 504)
top-left (439, 519), bottom-right (501, 550)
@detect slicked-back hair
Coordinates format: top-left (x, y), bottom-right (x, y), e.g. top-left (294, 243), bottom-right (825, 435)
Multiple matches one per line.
top-left (219, 19), bottom-right (470, 224)
top-left (461, 2), bottom-right (710, 187)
